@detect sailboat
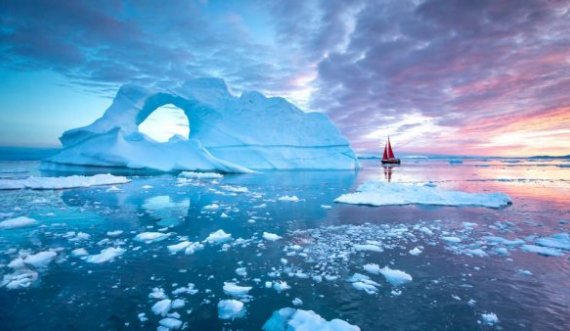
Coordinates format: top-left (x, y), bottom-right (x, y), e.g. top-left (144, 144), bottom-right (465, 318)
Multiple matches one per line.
top-left (381, 137), bottom-right (401, 165)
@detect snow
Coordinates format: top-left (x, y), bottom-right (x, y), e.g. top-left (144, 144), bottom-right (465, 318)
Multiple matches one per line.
top-left (335, 181), bottom-right (511, 208)
top-left (24, 251), bottom-right (57, 269)
top-left (85, 247), bottom-right (126, 263)
top-left (263, 308), bottom-right (360, 331)
top-left (481, 312), bottom-right (499, 325)
top-left (0, 216), bottom-right (38, 229)
top-left (278, 195), bottom-right (300, 202)
top-left (0, 174), bottom-right (129, 190)
top-left (45, 78), bottom-right (358, 173)
top-left (379, 266), bottom-right (413, 286)
top-left (263, 232), bottom-right (283, 241)
top-left (223, 282), bottom-right (252, 297)
top-left (217, 299), bottom-right (246, 319)
top-left (179, 171), bottom-right (223, 179)
top-left (204, 229), bottom-right (232, 244)
top-left (134, 232), bottom-right (170, 243)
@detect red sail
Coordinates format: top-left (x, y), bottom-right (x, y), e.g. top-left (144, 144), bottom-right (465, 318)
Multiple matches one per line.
top-left (382, 144), bottom-right (388, 160)
top-left (387, 137), bottom-right (395, 159)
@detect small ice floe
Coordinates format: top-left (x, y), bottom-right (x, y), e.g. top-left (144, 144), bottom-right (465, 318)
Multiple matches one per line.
top-left (23, 251), bottom-right (57, 269)
top-left (379, 266), bottom-right (412, 286)
top-left (141, 185), bottom-right (153, 189)
top-left (0, 216), bottom-right (38, 229)
top-left (106, 185), bottom-right (121, 192)
top-left (149, 288), bottom-right (168, 300)
top-left (184, 242), bottom-right (204, 255)
top-left (347, 273), bottom-right (380, 295)
top-left (223, 282), bottom-right (252, 297)
top-left (159, 317), bottom-right (182, 329)
top-left (292, 298), bottom-right (303, 306)
top-left (262, 308), bottom-right (360, 331)
top-left (218, 299), bottom-right (246, 320)
top-left (137, 312), bottom-right (148, 323)
top-left (535, 233), bottom-right (570, 251)
top-left (480, 312), bottom-right (499, 326)
top-left (521, 244), bottom-right (562, 257)
top-left (272, 281), bottom-right (291, 293)
top-left (71, 248), bottom-right (89, 257)
top-left (85, 247), bottom-right (125, 263)
top-left (152, 299), bottom-right (172, 316)
top-left (204, 229), bottom-right (232, 244)
top-left (278, 195), bottom-right (300, 202)
top-left (321, 204), bottom-right (332, 209)
top-left (334, 181), bottom-right (511, 208)
top-left (442, 236), bottom-right (462, 243)
top-left (172, 283), bottom-right (198, 295)
top-left (0, 174), bottom-right (129, 190)
top-left (178, 171), bottom-right (223, 179)
top-left (235, 267), bottom-right (247, 277)
top-left (221, 185), bottom-right (249, 193)
top-left (483, 236), bottom-right (525, 246)
top-left (518, 269), bottom-right (533, 276)
top-left (134, 232), bottom-right (170, 243)
top-left (167, 241), bottom-right (191, 254)
top-left (263, 232), bottom-right (282, 241)
top-left (172, 298), bottom-right (185, 309)
top-left (409, 247), bottom-right (423, 255)
top-left (353, 243), bottom-right (383, 253)
top-left (203, 203), bottom-right (220, 211)
top-left (106, 230), bottom-right (123, 237)
top-left (1, 269), bottom-right (39, 289)
top-left (363, 263), bottom-right (381, 275)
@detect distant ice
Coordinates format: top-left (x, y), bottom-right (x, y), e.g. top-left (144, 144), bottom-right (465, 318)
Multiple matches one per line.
top-left (152, 299), bottom-right (172, 316)
top-left (335, 181), bottom-right (511, 208)
top-left (535, 233), bottom-right (570, 251)
top-left (23, 251), bottom-right (57, 269)
top-left (0, 174), bottom-right (129, 190)
top-left (521, 244), bottom-right (562, 257)
top-left (0, 216), bottom-right (38, 229)
top-left (481, 312), bottom-right (499, 326)
top-left (179, 171), bottom-right (224, 179)
top-left (263, 232), bottom-right (283, 241)
top-left (204, 229), bottom-right (232, 244)
top-left (134, 232), bottom-right (170, 243)
top-left (85, 247), bottom-right (125, 263)
top-left (409, 247), bottom-right (423, 255)
top-left (223, 282), bottom-right (252, 297)
top-left (379, 266), bottom-right (412, 286)
top-left (218, 299), bottom-right (246, 319)
top-left (263, 308), bottom-right (360, 331)
top-left (278, 195), bottom-right (300, 202)
top-left (159, 317), bottom-right (182, 329)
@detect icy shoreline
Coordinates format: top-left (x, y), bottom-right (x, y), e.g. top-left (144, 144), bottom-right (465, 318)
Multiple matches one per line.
top-left (0, 174), bottom-right (129, 190)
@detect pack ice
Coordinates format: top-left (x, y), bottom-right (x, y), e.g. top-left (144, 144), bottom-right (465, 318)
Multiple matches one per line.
top-left (44, 78), bottom-right (358, 173)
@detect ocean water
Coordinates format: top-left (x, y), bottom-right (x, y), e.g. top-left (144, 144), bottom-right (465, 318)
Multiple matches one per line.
top-left (0, 156), bottom-right (569, 330)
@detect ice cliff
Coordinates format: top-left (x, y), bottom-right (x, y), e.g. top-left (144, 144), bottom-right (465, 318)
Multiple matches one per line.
top-left (44, 78), bottom-right (358, 173)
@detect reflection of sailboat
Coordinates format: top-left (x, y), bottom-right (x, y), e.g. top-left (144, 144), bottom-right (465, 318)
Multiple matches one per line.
top-left (381, 137), bottom-right (401, 165)
top-left (383, 166), bottom-right (393, 182)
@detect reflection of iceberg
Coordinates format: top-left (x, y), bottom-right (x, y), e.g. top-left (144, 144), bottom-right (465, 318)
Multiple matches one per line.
top-left (44, 78), bottom-right (358, 173)
top-left (142, 195), bottom-right (190, 227)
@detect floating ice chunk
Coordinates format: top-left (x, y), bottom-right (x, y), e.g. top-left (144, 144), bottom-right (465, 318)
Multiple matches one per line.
top-left (221, 185), bottom-right (249, 193)
top-left (235, 267), bottom-right (247, 277)
top-left (521, 244), bottom-right (562, 257)
top-left (363, 263), bottom-right (381, 275)
top-left (141, 185), bottom-right (153, 189)
top-left (171, 298), bottom-right (185, 309)
top-left (137, 312), bottom-right (148, 322)
top-left (179, 171), bottom-right (223, 179)
top-left (335, 181), bottom-right (511, 208)
top-left (152, 299), bottom-right (172, 316)
top-left (262, 308), bottom-right (360, 331)
top-left (465, 248), bottom-right (488, 257)
top-left (71, 248), bottom-right (89, 257)
top-left (167, 241), bottom-right (191, 254)
top-left (106, 185), bottom-right (121, 192)
top-left (278, 195), bottom-right (300, 202)
top-left (107, 230), bottom-right (123, 237)
top-left (483, 236), bottom-right (525, 246)
top-left (419, 227), bottom-right (434, 235)
top-left (203, 204), bottom-right (220, 210)
top-left (353, 244), bottom-right (383, 252)
top-left (24, 251), bottom-right (57, 269)
top-left (218, 299), bottom-right (246, 320)
top-left (292, 298), bottom-right (303, 306)
top-left (352, 281), bottom-right (378, 294)
top-left (0, 174), bottom-right (129, 190)
top-left (263, 232), bottom-right (283, 241)
top-left (172, 283), bottom-right (198, 295)
top-left (379, 266), bottom-right (412, 286)
top-left (204, 229), bottom-right (232, 244)
top-left (0, 216), bottom-right (38, 229)
top-left (223, 282), bottom-right (252, 297)
top-left (409, 247), bottom-right (423, 255)
top-left (481, 312), bottom-right (499, 325)
top-left (85, 247), bottom-right (125, 263)
top-left (1, 269), bottom-right (38, 289)
top-left (535, 233), bottom-right (570, 250)
top-left (273, 281), bottom-right (291, 293)
top-left (134, 232), bottom-right (170, 243)
top-left (184, 242), bottom-right (204, 254)
top-left (149, 288), bottom-right (167, 300)
top-left (518, 269), bottom-right (533, 276)
top-left (159, 317), bottom-right (182, 329)
top-left (442, 236), bottom-right (462, 243)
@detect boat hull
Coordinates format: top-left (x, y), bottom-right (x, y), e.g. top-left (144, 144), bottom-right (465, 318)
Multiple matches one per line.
top-left (381, 159), bottom-right (401, 165)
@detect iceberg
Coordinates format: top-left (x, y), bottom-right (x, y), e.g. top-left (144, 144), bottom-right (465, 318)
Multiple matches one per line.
top-left (335, 181), bottom-right (511, 208)
top-left (263, 308), bottom-right (360, 331)
top-left (0, 174), bottom-right (129, 190)
top-left (44, 78), bottom-right (358, 173)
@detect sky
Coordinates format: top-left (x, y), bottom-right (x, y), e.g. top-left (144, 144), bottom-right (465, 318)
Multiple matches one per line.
top-left (1, 0), bottom-right (569, 156)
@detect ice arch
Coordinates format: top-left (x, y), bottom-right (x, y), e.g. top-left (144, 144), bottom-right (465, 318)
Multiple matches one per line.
top-left (138, 104), bottom-right (189, 143)
top-left (45, 78), bottom-right (359, 173)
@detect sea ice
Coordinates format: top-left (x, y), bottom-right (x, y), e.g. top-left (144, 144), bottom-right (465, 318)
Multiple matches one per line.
top-left (379, 266), bottom-right (412, 286)
top-left (24, 251), bottom-right (57, 269)
top-left (0, 174), bottom-right (129, 190)
top-left (273, 281), bottom-right (291, 293)
top-left (535, 233), bottom-right (570, 250)
top-left (217, 299), bottom-right (246, 320)
top-left (363, 263), bottom-right (381, 275)
top-left (134, 232), bottom-right (170, 243)
top-left (263, 232), bottom-right (283, 241)
top-left (204, 229), bottom-right (232, 244)
top-left (262, 308), bottom-right (360, 331)
top-left (84, 247), bottom-right (126, 263)
top-left (481, 312), bottom-right (499, 325)
top-left (278, 195), bottom-right (300, 202)
top-left (0, 216), bottom-right (38, 229)
top-left (71, 248), bottom-right (89, 257)
top-left (1, 269), bottom-right (38, 289)
top-left (521, 244), bottom-right (562, 257)
top-left (152, 299), bottom-right (172, 316)
top-left (409, 247), bottom-right (423, 255)
top-left (335, 181), bottom-right (511, 208)
top-left (179, 171), bottom-right (223, 179)
top-left (167, 241), bottom-right (191, 254)
top-left (159, 317), bottom-right (182, 329)
top-left (353, 244), bottom-right (383, 252)
top-left (223, 282), bottom-right (252, 297)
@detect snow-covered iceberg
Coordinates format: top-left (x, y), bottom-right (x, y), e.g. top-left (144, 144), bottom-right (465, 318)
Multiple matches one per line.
top-left (335, 181), bottom-right (512, 208)
top-left (44, 78), bottom-right (358, 173)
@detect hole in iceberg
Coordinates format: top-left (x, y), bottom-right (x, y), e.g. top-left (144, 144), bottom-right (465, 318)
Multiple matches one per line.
top-left (138, 104), bottom-right (189, 143)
